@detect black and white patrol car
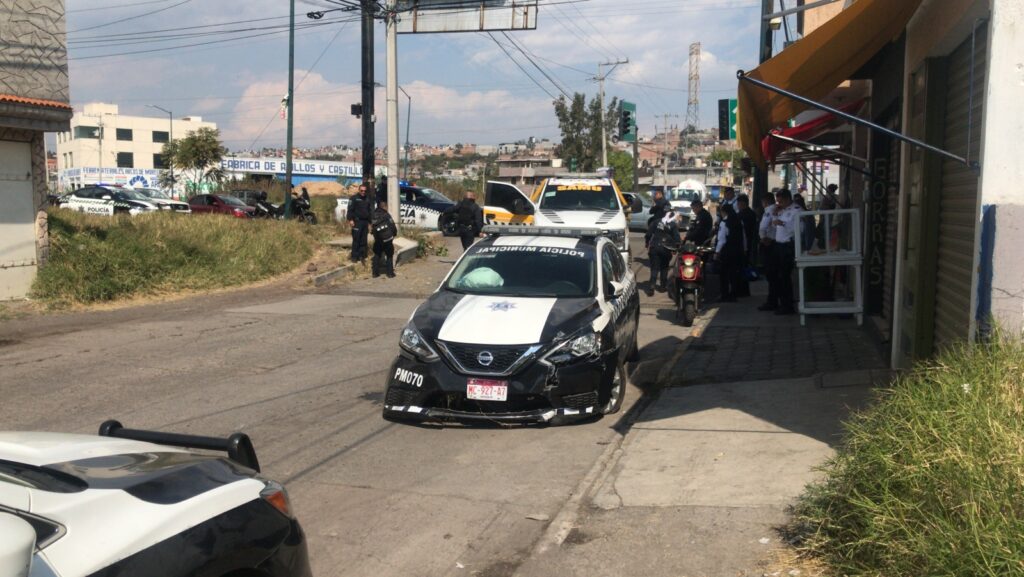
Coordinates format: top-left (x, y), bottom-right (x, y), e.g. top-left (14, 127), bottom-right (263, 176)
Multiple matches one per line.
top-left (59, 184), bottom-right (161, 216)
top-left (334, 181), bottom-right (457, 232)
top-left (383, 225), bottom-right (640, 424)
top-left (0, 421), bottom-right (311, 577)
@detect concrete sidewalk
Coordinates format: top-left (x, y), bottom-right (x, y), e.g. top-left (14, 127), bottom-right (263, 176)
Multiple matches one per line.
top-left (515, 273), bottom-right (888, 577)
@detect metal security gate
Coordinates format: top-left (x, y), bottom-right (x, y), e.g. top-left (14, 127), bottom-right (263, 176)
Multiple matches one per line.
top-left (0, 140), bottom-right (37, 300)
top-left (933, 29), bottom-right (986, 348)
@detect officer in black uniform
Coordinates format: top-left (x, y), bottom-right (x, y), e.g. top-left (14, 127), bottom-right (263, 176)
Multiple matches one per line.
top-left (685, 199), bottom-right (713, 245)
top-left (371, 199), bottom-right (398, 278)
top-left (346, 184), bottom-right (372, 262)
top-left (445, 191), bottom-right (484, 251)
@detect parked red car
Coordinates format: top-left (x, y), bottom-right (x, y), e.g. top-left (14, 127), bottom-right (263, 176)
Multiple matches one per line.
top-left (188, 194), bottom-right (256, 218)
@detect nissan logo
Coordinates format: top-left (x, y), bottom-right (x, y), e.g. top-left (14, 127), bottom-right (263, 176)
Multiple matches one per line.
top-left (477, 351), bottom-right (494, 366)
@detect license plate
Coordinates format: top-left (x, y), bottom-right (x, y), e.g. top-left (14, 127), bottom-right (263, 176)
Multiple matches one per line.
top-left (467, 378), bottom-right (508, 401)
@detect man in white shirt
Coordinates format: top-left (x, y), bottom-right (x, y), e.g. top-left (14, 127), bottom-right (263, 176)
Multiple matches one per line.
top-left (757, 192), bottom-right (779, 311)
top-left (768, 189), bottom-right (799, 314)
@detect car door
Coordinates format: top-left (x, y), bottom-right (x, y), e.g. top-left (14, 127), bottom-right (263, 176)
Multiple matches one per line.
top-left (483, 181), bottom-right (534, 226)
top-left (602, 241), bottom-right (636, 353)
top-left (208, 196), bottom-right (226, 214)
top-left (189, 195), bottom-right (211, 214)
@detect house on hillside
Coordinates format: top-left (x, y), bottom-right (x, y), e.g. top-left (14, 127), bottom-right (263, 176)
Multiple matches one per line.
top-left (0, 0), bottom-right (71, 300)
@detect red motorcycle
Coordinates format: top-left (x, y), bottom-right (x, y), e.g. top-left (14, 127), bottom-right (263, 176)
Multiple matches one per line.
top-left (671, 241), bottom-right (714, 326)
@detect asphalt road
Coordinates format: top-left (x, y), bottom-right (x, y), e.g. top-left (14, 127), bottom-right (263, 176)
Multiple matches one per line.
top-left (0, 233), bottom-right (679, 577)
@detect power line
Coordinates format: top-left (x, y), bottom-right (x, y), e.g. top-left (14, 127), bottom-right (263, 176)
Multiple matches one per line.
top-left (500, 31), bottom-right (571, 99)
top-left (486, 32), bottom-right (557, 100)
top-left (68, 0), bottom-right (176, 13)
top-left (246, 21), bottom-right (350, 151)
top-left (67, 0), bottom-right (194, 33)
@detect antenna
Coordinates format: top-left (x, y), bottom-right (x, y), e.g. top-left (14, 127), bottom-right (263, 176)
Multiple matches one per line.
top-left (686, 42), bottom-right (701, 131)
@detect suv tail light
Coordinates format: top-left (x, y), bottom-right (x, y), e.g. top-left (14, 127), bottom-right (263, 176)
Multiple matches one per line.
top-left (260, 480), bottom-right (294, 518)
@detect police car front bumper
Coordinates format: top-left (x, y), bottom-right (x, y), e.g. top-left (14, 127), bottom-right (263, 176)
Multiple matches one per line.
top-left (382, 349), bottom-right (615, 424)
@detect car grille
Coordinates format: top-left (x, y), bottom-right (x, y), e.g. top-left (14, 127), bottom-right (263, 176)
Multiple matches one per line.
top-left (386, 387), bottom-right (419, 407)
top-left (438, 342), bottom-right (534, 375)
top-left (563, 391), bottom-right (598, 410)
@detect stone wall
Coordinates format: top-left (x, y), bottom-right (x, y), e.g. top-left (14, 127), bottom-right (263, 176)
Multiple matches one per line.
top-left (0, 0), bottom-right (68, 103)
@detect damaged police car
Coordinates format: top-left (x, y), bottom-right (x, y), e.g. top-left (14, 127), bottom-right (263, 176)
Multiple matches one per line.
top-left (383, 226), bottom-right (640, 424)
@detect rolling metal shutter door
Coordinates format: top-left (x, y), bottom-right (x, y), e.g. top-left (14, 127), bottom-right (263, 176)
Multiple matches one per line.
top-left (933, 30), bottom-right (985, 348)
top-left (883, 121), bottom-right (900, 323)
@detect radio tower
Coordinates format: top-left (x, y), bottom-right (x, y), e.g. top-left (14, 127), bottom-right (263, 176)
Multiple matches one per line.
top-left (686, 42), bottom-right (701, 131)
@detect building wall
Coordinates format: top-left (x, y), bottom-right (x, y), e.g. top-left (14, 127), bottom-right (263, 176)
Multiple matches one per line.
top-left (55, 103), bottom-right (216, 189)
top-left (976, 0), bottom-right (1024, 333)
top-left (891, 0), bottom-right (993, 363)
top-left (0, 0), bottom-right (68, 105)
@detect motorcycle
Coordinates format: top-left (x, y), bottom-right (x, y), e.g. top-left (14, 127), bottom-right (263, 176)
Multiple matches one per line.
top-left (671, 240), bottom-right (714, 326)
top-left (253, 197), bottom-right (280, 219)
top-left (252, 194), bottom-right (318, 224)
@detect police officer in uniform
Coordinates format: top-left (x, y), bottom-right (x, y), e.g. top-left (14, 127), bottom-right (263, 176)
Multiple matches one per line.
top-left (346, 184), bottom-right (372, 262)
top-left (371, 199), bottom-right (398, 278)
top-left (445, 191), bottom-right (484, 251)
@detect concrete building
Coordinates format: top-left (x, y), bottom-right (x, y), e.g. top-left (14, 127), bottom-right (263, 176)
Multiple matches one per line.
top-left (55, 103), bottom-right (215, 191)
top-left (739, 0), bottom-right (1024, 367)
top-left (495, 155), bottom-right (563, 187)
top-left (0, 0), bottom-right (71, 300)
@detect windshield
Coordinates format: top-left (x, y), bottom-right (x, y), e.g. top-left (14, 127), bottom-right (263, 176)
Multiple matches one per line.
top-left (115, 189), bottom-right (151, 202)
top-left (446, 245), bottom-right (595, 298)
top-left (539, 183), bottom-right (619, 211)
top-left (136, 188), bottom-right (170, 200)
top-left (218, 195), bottom-right (248, 207)
top-left (419, 188), bottom-right (451, 203)
top-left (669, 188), bottom-right (702, 203)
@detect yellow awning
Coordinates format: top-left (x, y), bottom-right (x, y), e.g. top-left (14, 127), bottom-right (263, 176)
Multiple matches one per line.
top-left (738, 0), bottom-right (922, 168)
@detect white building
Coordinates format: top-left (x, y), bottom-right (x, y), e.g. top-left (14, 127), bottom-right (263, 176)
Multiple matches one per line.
top-left (55, 102), bottom-right (215, 190)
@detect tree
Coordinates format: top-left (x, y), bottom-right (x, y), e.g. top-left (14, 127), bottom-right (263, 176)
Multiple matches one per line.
top-left (553, 93), bottom-right (619, 172)
top-left (607, 149), bottom-right (634, 191)
top-left (160, 127), bottom-right (228, 195)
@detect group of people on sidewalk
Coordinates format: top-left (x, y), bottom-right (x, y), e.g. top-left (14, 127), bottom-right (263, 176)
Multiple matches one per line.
top-left (644, 184), bottom-right (831, 315)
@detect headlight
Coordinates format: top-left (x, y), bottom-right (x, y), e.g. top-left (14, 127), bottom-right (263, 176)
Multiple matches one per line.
top-left (543, 331), bottom-right (602, 365)
top-left (399, 323), bottom-right (439, 362)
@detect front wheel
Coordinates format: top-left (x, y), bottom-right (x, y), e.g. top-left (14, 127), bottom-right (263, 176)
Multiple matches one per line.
top-left (600, 360), bottom-right (628, 415)
top-left (302, 212), bottom-right (317, 225)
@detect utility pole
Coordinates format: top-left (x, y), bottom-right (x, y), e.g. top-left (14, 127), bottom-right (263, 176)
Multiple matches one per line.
top-left (147, 105), bottom-right (173, 192)
top-left (97, 118), bottom-right (104, 183)
top-left (385, 0), bottom-right (400, 224)
top-left (400, 85), bottom-right (411, 180)
top-left (284, 0), bottom-right (295, 218)
top-left (596, 58), bottom-right (628, 167)
top-left (361, 0), bottom-right (376, 206)
top-left (753, 0), bottom-right (774, 205)
top-left (659, 113), bottom-right (679, 187)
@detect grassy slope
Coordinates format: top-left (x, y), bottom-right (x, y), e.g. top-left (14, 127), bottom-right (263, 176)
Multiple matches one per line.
top-left (793, 339), bottom-right (1024, 576)
top-left (34, 210), bottom-right (325, 306)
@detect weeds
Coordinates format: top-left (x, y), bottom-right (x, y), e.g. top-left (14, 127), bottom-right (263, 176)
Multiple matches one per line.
top-left (33, 209), bottom-right (325, 306)
top-left (791, 338), bottom-right (1024, 576)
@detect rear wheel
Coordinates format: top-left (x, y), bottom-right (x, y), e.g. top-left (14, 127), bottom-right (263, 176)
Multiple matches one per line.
top-left (600, 360), bottom-right (627, 415)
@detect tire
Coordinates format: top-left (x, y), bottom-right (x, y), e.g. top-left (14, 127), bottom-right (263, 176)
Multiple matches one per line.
top-left (303, 212), bottom-right (317, 225)
top-left (600, 360), bottom-right (627, 415)
top-left (682, 301), bottom-right (697, 327)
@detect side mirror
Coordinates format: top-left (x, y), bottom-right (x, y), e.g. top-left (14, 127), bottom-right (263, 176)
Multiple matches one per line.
top-left (604, 280), bottom-right (624, 301)
top-left (0, 514), bottom-right (36, 577)
top-left (512, 198), bottom-right (534, 215)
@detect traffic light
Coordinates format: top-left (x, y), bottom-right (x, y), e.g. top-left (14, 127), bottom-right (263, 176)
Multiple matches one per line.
top-left (718, 99), bottom-right (729, 141)
top-left (618, 101), bottom-right (636, 143)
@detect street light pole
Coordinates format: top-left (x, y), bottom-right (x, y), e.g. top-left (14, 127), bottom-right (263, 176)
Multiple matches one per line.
top-left (385, 0), bottom-right (400, 223)
top-left (596, 58), bottom-right (628, 167)
top-left (399, 85), bottom-right (411, 180)
top-left (147, 104), bottom-right (173, 192)
top-left (284, 0), bottom-right (296, 218)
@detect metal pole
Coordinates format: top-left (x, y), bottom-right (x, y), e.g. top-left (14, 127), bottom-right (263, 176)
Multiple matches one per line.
top-left (753, 0), bottom-right (773, 214)
top-left (596, 58), bottom-right (628, 167)
top-left (168, 110), bottom-right (173, 193)
top-left (737, 71), bottom-right (976, 168)
top-left (386, 0), bottom-right (400, 224)
top-left (284, 0), bottom-right (295, 218)
top-left (632, 138), bottom-right (639, 194)
top-left (361, 0), bottom-right (376, 205)
top-left (401, 86), bottom-right (411, 180)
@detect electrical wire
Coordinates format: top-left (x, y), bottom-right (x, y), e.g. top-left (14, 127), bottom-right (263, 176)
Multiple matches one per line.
top-left (68, 0), bottom-right (176, 14)
top-left (486, 32), bottom-right (557, 100)
top-left (67, 0), bottom-right (194, 34)
top-left (500, 31), bottom-right (571, 99)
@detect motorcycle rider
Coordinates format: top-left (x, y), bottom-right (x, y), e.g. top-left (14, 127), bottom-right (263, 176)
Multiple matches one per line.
top-left (444, 191), bottom-right (484, 251)
top-left (685, 199), bottom-right (713, 245)
top-left (371, 199), bottom-right (398, 278)
top-left (346, 184), bottom-right (372, 263)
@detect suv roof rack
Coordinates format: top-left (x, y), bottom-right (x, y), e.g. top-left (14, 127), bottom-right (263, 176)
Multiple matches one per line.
top-left (482, 224), bottom-right (614, 239)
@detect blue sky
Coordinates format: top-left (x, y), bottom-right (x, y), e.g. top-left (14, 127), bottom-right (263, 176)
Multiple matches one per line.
top-left (66, 0), bottom-right (765, 150)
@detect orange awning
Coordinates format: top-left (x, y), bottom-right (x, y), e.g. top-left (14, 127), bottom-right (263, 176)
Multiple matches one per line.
top-left (738, 0), bottom-right (922, 168)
